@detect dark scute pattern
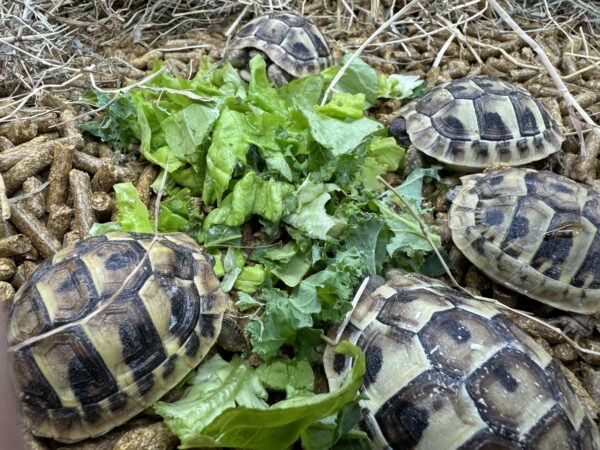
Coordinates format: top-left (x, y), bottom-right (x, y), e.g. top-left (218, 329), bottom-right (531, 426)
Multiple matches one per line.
top-left (236, 22), bottom-right (256, 38)
top-left (308, 31), bottom-right (330, 58)
top-left (108, 391), bottom-right (127, 412)
top-left (67, 329), bottom-right (119, 404)
top-left (479, 111), bottom-right (513, 141)
top-left (82, 403), bottom-right (102, 424)
top-left (449, 141), bottom-right (466, 159)
top-left (377, 400), bottom-right (430, 447)
top-left (185, 332), bottom-right (200, 357)
top-left (466, 347), bottom-right (549, 437)
top-left (49, 408), bottom-right (79, 434)
top-left (104, 249), bottom-right (139, 271)
top-left (388, 291), bottom-right (418, 303)
top-left (446, 83), bottom-right (482, 100)
top-left (492, 365), bottom-right (519, 392)
top-left (530, 215), bottom-right (575, 280)
top-left (289, 40), bottom-right (312, 60)
top-left (13, 350), bottom-right (62, 409)
top-left (550, 182), bottom-right (575, 195)
top-left (171, 251), bottom-right (195, 280)
top-left (471, 236), bottom-right (487, 255)
top-left (254, 20), bottom-right (288, 44)
top-left (157, 276), bottom-right (199, 344)
top-left (118, 297), bottom-right (167, 381)
top-left (162, 355), bottom-right (178, 380)
top-left (273, 11), bottom-right (304, 27)
top-left (438, 115), bottom-right (468, 140)
top-left (9, 288), bottom-right (52, 343)
top-left (482, 210), bottom-right (505, 228)
top-left (333, 353), bottom-right (347, 374)
top-left (489, 175), bottom-right (504, 186)
top-left (526, 406), bottom-right (578, 450)
top-left (364, 346), bottom-right (383, 385)
top-left (200, 314), bottom-right (219, 339)
top-left (519, 107), bottom-right (539, 136)
top-left (73, 234), bottom-right (108, 253)
top-left (571, 247), bottom-right (600, 289)
top-left (441, 318), bottom-right (472, 344)
top-left (500, 206), bottom-right (530, 258)
top-left (136, 374), bottom-right (155, 396)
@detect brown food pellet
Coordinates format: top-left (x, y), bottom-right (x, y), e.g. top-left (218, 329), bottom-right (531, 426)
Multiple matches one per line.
top-left (46, 143), bottom-right (74, 212)
top-left (69, 169), bottom-right (97, 238)
top-left (20, 177), bottom-right (46, 218)
top-left (11, 261), bottom-right (38, 289)
top-left (553, 342), bottom-right (578, 362)
top-left (0, 119), bottom-right (37, 145)
top-left (10, 203), bottom-right (61, 258)
top-left (3, 146), bottom-right (53, 196)
top-left (0, 257), bottom-right (16, 281)
top-left (91, 163), bottom-right (120, 193)
top-left (0, 136), bottom-right (14, 152)
top-left (91, 191), bottom-right (115, 222)
top-left (136, 165), bottom-right (158, 206)
top-left (0, 133), bottom-right (59, 170)
top-left (73, 151), bottom-right (131, 180)
top-left (46, 205), bottom-right (73, 241)
top-left (0, 281), bottom-right (15, 304)
top-left (58, 108), bottom-right (85, 149)
top-left (62, 230), bottom-right (81, 247)
top-left (0, 234), bottom-right (31, 257)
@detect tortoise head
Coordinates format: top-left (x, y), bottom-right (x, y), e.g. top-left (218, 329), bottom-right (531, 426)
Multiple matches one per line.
top-left (389, 116), bottom-right (410, 146)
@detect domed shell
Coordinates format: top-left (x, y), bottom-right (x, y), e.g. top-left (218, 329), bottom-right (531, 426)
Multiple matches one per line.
top-left (7, 232), bottom-right (227, 443)
top-left (324, 271), bottom-right (599, 450)
top-left (449, 168), bottom-right (600, 314)
top-left (395, 77), bottom-right (564, 170)
top-left (228, 11), bottom-right (334, 77)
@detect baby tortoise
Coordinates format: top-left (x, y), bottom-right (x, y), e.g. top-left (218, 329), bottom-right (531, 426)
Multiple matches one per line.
top-left (228, 10), bottom-right (334, 85)
top-left (7, 232), bottom-right (227, 443)
top-left (449, 168), bottom-right (600, 315)
top-left (389, 77), bottom-right (564, 171)
top-left (324, 270), bottom-right (600, 449)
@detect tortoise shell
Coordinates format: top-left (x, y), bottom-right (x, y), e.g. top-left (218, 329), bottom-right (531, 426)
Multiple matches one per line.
top-left (228, 11), bottom-right (334, 78)
top-left (449, 168), bottom-right (600, 314)
top-left (7, 232), bottom-right (227, 443)
top-left (390, 77), bottom-right (564, 170)
top-left (324, 271), bottom-right (599, 449)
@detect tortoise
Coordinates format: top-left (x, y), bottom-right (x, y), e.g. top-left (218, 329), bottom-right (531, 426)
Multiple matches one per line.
top-left (227, 10), bottom-right (335, 86)
top-left (389, 77), bottom-right (564, 170)
top-left (6, 232), bottom-right (227, 443)
top-left (324, 270), bottom-right (600, 449)
top-left (448, 168), bottom-right (600, 315)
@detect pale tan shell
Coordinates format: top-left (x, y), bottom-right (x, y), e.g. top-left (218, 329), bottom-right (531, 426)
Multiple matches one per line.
top-left (398, 77), bottom-right (564, 169)
top-left (324, 271), bottom-right (599, 449)
top-left (449, 168), bottom-right (600, 314)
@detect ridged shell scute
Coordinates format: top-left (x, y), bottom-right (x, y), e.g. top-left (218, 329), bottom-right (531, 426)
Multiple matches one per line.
top-left (7, 232), bottom-right (227, 443)
top-left (396, 77), bottom-right (564, 170)
top-left (323, 271), bottom-right (599, 450)
top-left (228, 11), bottom-right (334, 77)
top-left (449, 168), bottom-right (600, 314)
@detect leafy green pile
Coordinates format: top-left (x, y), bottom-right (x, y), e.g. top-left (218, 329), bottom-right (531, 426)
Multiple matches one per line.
top-left (82, 54), bottom-right (440, 448)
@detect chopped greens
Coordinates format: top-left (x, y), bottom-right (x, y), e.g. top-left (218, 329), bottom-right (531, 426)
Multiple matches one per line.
top-left (82, 53), bottom-right (437, 448)
top-left (154, 341), bottom-right (366, 449)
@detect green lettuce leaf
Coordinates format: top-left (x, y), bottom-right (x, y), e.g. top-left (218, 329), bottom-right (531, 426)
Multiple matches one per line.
top-left (314, 92), bottom-right (365, 120)
top-left (358, 136), bottom-right (405, 190)
top-left (303, 109), bottom-right (383, 156)
top-left (284, 180), bottom-right (346, 240)
top-left (89, 182), bottom-right (154, 235)
top-left (155, 341), bottom-right (365, 449)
